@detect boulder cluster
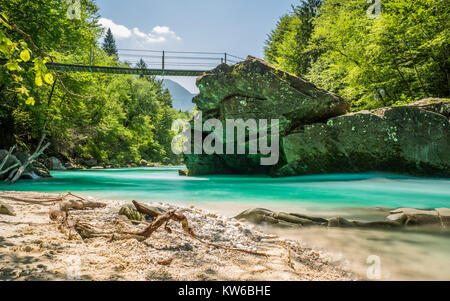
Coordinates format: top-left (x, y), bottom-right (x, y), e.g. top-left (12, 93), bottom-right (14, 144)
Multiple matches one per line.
top-left (185, 56), bottom-right (450, 177)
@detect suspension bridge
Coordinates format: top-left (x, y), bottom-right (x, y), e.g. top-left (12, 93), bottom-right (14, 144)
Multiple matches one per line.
top-left (42, 49), bottom-right (245, 77)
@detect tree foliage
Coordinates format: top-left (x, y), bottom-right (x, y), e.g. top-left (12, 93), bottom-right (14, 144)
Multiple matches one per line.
top-left (0, 0), bottom-right (190, 166)
top-left (102, 28), bottom-right (118, 57)
top-left (265, 0), bottom-right (450, 110)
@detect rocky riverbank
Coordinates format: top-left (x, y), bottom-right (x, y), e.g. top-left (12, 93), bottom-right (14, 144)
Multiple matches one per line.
top-left (0, 191), bottom-right (357, 281)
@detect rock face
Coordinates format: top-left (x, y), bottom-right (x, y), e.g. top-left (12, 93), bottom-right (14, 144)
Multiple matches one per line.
top-left (186, 56), bottom-right (349, 176)
top-left (185, 56), bottom-right (450, 177)
top-left (276, 106), bottom-right (450, 177)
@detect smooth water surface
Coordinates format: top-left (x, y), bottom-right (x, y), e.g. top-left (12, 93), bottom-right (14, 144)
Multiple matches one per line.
top-left (1, 167), bottom-right (449, 216)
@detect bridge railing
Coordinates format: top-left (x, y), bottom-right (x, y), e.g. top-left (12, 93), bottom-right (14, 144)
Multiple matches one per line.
top-left (117, 49), bottom-right (244, 71)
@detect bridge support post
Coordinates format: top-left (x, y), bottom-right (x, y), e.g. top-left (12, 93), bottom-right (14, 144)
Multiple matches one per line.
top-left (162, 51), bottom-right (165, 72)
top-left (224, 52), bottom-right (227, 64)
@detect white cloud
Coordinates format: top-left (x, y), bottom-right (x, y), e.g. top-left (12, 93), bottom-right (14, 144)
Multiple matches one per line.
top-left (98, 18), bottom-right (181, 44)
top-left (98, 18), bottom-right (131, 39)
top-left (152, 26), bottom-right (182, 41)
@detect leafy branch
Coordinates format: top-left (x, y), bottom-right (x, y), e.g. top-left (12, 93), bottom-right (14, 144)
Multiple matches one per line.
top-left (0, 13), bottom-right (94, 101)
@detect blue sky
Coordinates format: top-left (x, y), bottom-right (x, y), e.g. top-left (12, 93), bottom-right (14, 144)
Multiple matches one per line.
top-left (96, 0), bottom-right (297, 92)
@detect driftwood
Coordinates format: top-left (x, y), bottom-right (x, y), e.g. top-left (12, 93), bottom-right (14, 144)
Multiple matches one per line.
top-left (49, 192), bottom-right (106, 222)
top-left (9, 135), bottom-right (51, 184)
top-left (132, 200), bottom-right (160, 218)
top-left (0, 146), bottom-right (21, 177)
top-left (47, 198), bottom-right (272, 257)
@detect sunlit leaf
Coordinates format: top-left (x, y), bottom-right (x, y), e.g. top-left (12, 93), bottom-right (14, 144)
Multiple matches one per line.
top-left (35, 74), bottom-right (43, 86)
top-left (20, 49), bottom-right (30, 62)
top-left (44, 72), bottom-right (54, 84)
top-left (25, 97), bottom-right (35, 106)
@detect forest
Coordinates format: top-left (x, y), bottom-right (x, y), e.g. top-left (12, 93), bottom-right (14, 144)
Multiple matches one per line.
top-left (0, 0), bottom-right (188, 168)
top-left (265, 0), bottom-right (449, 110)
top-left (1, 0), bottom-right (449, 169)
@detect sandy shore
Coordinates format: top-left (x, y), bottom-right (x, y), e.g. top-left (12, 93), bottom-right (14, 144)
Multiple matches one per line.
top-left (0, 191), bottom-right (357, 281)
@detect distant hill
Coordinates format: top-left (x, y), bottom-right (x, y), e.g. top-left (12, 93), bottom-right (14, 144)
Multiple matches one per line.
top-left (163, 79), bottom-right (197, 112)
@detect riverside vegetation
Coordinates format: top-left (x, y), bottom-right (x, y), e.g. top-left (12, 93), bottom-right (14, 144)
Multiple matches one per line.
top-left (0, 0), bottom-right (189, 174)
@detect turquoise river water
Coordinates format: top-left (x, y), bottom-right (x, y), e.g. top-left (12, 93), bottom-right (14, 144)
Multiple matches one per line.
top-left (1, 167), bottom-right (449, 214)
top-left (1, 167), bottom-right (450, 280)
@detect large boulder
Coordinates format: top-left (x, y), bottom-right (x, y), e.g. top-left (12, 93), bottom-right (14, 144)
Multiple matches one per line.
top-left (185, 55), bottom-right (450, 177)
top-left (186, 57), bottom-right (349, 176)
top-left (194, 56), bottom-right (349, 132)
top-left (276, 106), bottom-right (450, 177)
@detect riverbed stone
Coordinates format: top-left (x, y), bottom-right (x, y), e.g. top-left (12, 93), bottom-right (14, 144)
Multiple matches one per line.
top-left (237, 207), bottom-right (448, 230)
top-left (0, 201), bottom-right (16, 216)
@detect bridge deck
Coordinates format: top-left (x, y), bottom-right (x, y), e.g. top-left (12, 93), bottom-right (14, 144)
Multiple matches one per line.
top-left (47, 62), bottom-right (208, 77)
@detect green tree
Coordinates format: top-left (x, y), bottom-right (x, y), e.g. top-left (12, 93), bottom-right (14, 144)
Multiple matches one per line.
top-left (264, 0), bottom-right (322, 76)
top-left (266, 0), bottom-right (449, 109)
top-left (136, 58), bottom-right (147, 78)
top-left (307, 0), bottom-right (449, 109)
top-left (102, 28), bottom-right (118, 57)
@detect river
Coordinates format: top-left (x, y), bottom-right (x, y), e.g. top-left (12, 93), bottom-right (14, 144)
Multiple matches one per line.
top-left (1, 167), bottom-right (449, 280)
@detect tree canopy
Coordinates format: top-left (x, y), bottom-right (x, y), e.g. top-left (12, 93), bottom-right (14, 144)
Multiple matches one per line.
top-left (265, 0), bottom-right (449, 110)
top-left (0, 0), bottom-right (189, 167)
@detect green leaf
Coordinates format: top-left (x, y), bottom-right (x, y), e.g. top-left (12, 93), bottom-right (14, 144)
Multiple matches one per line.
top-left (35, 74), bottom-right (43, 86)
top-left (44, 73), bottom-right (54, 84)
top-left (25, 97), bottom-right (35, 106)
top-left (20, 49), bottom-right (30, 62)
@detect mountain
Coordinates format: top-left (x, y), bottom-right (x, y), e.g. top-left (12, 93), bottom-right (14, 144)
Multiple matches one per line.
top-left (163, 79), bottom-right (197, 112)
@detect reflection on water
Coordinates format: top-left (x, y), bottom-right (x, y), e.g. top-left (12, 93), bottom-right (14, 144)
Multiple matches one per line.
top-left (1, 167), bottom-right (449, 280)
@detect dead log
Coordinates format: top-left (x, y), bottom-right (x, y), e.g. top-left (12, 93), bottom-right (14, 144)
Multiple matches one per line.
top-left (136, 211), bottom-right (195, 238)
top-left (10, 139), bottom-right (50, 184)
top-left (132, 200), bottom-right (160, 218)
top-left (49, 193), bottom-right (106, 221)
top-left (0, 146), bottom-right (21, 177)
top-left (0, 145), bottom-right (16, 170)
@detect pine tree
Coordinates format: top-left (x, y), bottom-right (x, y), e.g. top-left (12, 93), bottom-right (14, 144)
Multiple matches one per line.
top-left (136, 58), bottom-right (147, 69)
top-left (102, 28), bottom-right (118, 57)
top-left (136, 58), bottom-right (147, 78)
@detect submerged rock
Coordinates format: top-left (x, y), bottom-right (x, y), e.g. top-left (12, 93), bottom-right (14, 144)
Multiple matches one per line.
top-left (236, 207), bottom-right (450, 231)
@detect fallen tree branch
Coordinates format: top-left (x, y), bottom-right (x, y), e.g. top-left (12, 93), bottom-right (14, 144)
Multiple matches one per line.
top-left (0, 145), bottom-right (16, 170)
top-left (132, 200), bottom-right (160, 218)
top-left (49, 192), bottom-right (106, 222)
top-left (9, 141), bottom-right (50, 184)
